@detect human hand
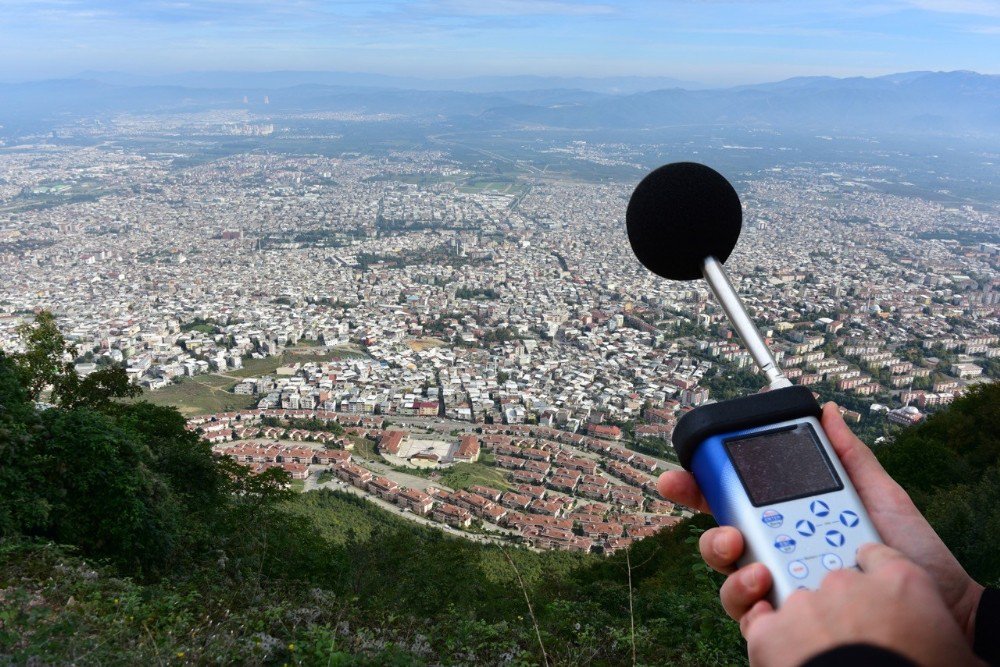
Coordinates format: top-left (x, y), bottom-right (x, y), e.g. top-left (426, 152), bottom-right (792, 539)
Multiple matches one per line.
top-left (657, 402), bottom-right (985, 640)
top-left (742, 543), bottom-right (982, 667)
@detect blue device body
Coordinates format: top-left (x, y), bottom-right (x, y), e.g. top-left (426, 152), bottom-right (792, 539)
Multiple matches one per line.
top-left (689, 414), bottom-right (881, 605)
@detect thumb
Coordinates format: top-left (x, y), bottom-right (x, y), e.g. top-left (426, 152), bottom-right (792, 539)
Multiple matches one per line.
top-left (855, 542), bottom-right (908, 574)
top-left (739, 599), bottom-right (775, 639)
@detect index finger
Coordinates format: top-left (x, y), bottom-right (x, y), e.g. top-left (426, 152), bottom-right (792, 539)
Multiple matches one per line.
top-left (657, 470), bottom-right (711, 514)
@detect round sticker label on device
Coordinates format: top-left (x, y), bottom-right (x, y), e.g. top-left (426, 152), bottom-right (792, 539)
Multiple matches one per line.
top-left (774, 535), bottom-right (797, 553)
top-left (762, 510), bottom-right (784, 528)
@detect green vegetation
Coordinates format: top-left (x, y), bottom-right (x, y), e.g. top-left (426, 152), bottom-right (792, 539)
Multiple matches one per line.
top-left (347, 435), bottom-right (382, 461)
top-left (0, 499), bottom-right (739, 665)
top-left (0, 313), bottom-right (289, 578)
top-left (138, 346), bottom-right (365, 416)
top-left (481, 326), bottom-right (520, 345)
top-left (440, 462), bottom-right (511, 491)
top-left (456, 286), bottom-right (500, 300)
top-left (141, 375), bottom-right (258, 416)
top-left (457, 180), bottom-right (527, 195)
top-left (700, 366), bottom-right (763, 401)
top-left (2, 312), bottom-right (998, 664)
top-left (274, 416), bottom-right (345, 436)
top-left (180, 317), bottom-right (223, 334)
top-left (876, 382), bottom-right (1000, 586)
top-left (356, 246), bottom-right (479, 270)
top-left (0, 179), bottom-right (110, 214)
top-left (633, 435), bottom-right (679, 462)
top-left (0, 312), bottom-right (745, 665)
top-left (230, 345), bottom-right (365, 379)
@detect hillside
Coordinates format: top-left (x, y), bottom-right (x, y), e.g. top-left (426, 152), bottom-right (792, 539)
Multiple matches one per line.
top-left (0, 318), bottom-right (744, 665)
top-left (0, 493), bottom-right (740, 665)
top-left (1, 315), bottom-right (997, 665)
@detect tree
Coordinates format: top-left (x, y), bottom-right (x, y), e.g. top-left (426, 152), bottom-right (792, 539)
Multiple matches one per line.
top-left (877, 383), bottom-right (1000, 584)
top-left (0, 353), bottom-right (49, 535)
top-left (6, 311), bottom-right (140, 409)
top-left (10, 311), bottom-right (70, 400)
top-left (0, 312), bottom-right (291, 577)
top-left (54, 364), bottom-right (141, 410)
top-left (37, 405), bottom-right (181, 573)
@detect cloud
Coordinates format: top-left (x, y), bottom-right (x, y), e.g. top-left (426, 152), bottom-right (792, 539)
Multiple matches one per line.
top-left (434, 0), bottom-right (617, 17)
top-left (899, 0), bottom-right (1000, 18)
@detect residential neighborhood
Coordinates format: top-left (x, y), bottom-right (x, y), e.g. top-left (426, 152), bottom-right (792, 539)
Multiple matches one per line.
top-left (199, 406), bottom-right (682, 553)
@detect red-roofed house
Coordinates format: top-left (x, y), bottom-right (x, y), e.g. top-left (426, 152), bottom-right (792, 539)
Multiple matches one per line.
top-left (397, 487), bottom-right (433, 515)
top-left (587, 424), bottom-right (622, 440)
top-left (379, 430), bottom-right (406, 456)
top-left (455, 435), bottom-right (481, 463)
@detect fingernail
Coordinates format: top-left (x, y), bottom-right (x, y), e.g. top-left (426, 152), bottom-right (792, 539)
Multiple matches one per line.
top-left (712, 534), bottom-right (730, 559)
top-left (741, 566), bottom-right (758, 589)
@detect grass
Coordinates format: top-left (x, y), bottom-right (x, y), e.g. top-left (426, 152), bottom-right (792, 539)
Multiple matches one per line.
top-left (439, 462), bottom-right (509, 491)
top-left (348, 436), bottom-right (382, 462)
top-left (229, 345), bottom-right (366, 379)
top-left (141, 345), bottom-right (367, 415)
top-left (183, 323), bottom-right (217, 334)
top-left (200, 374), bottom-right (238, 388)
top-left (457, 181), bottom-right (528, 195)
top-left (140, 376), bottom-right (258, 416)
top-left (405, 337), bottom-right (447, 352)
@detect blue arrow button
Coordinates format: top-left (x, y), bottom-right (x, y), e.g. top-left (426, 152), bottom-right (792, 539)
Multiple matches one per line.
top-left (825, 529), bottom-right (846, 547)
top-left (840, 511), bottom-right (859, 528)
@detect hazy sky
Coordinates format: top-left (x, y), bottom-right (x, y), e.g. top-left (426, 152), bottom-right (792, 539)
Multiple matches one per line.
top-left (1, 0), bottom-right (998, 84)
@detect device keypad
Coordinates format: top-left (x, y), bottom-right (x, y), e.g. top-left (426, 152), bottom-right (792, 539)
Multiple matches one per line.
top-left (761, 497), bottom-right (867, 592)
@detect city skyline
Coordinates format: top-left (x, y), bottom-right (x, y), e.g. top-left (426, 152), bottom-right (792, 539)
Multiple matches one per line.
top-left (1, 0), bottom-right (999, 85)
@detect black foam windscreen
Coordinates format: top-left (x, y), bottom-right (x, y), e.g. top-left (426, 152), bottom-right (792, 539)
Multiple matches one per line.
top-left (626, 162), bottom-right (743, 281)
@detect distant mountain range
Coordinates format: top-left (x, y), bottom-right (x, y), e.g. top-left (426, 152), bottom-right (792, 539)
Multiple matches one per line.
top-left (71, 70), bottom-right (706, 94)
top-left (1, 70), bottom-right (997, 138)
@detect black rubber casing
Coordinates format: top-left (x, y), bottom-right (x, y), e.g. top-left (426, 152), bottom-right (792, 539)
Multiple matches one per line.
top-left (672, 386), bottom-right (822, 471)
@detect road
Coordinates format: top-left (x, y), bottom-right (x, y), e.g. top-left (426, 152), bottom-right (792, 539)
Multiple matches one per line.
top-left (306, 471), bottom-right (523, 548)
top-left (359, 458), bottom-right (440, 492)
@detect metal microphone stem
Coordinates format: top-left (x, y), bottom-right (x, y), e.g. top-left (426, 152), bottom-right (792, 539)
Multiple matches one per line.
top-left (701, 256), bottom-right (792, 390)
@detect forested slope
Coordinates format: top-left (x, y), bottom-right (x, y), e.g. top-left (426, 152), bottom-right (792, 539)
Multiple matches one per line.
top-left (1, 314), bottom-right (996, 664)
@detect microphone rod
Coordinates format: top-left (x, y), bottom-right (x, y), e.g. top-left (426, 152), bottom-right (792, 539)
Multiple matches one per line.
top-left (701, 256), bottom-right (791, 390)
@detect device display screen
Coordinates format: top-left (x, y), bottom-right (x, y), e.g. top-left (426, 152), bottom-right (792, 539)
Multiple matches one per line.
top-left (725, 423), bottom-right (842, 506)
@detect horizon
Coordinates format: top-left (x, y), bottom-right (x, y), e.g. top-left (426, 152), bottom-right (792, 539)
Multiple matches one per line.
top-left (1, 1), bottom-right (998, 86)
top-left (6, 67), bottom-right (996, 92)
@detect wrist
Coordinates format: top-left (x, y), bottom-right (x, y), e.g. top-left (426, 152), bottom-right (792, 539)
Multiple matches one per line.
top-left (958, 581), bottom-right (986, 645)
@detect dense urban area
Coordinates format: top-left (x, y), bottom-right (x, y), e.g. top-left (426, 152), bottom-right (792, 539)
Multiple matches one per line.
top-left (1, 111), bottom-right (997, 552)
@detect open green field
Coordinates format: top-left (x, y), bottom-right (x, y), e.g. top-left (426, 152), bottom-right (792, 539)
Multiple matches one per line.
top-left (230, 345), bottom-right (366, 378)
top-left (347, 435), bottom-right (382, 462)
top-left (364, 173), bottom-right (459, 187)
top-left (439, 461), bottom-right (509, 491)
top-left (457, 181), bottom-right (528, 195)
top-left (141, 346), bottom-right (367, 416)
top-left (140, 376), bottom-right (257, 416)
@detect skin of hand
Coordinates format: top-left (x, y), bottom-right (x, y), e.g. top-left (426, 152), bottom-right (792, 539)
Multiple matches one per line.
top-left (743, 543), bottom-right (982, 667)
top-left (657, 402), bottom-right (985, 642)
